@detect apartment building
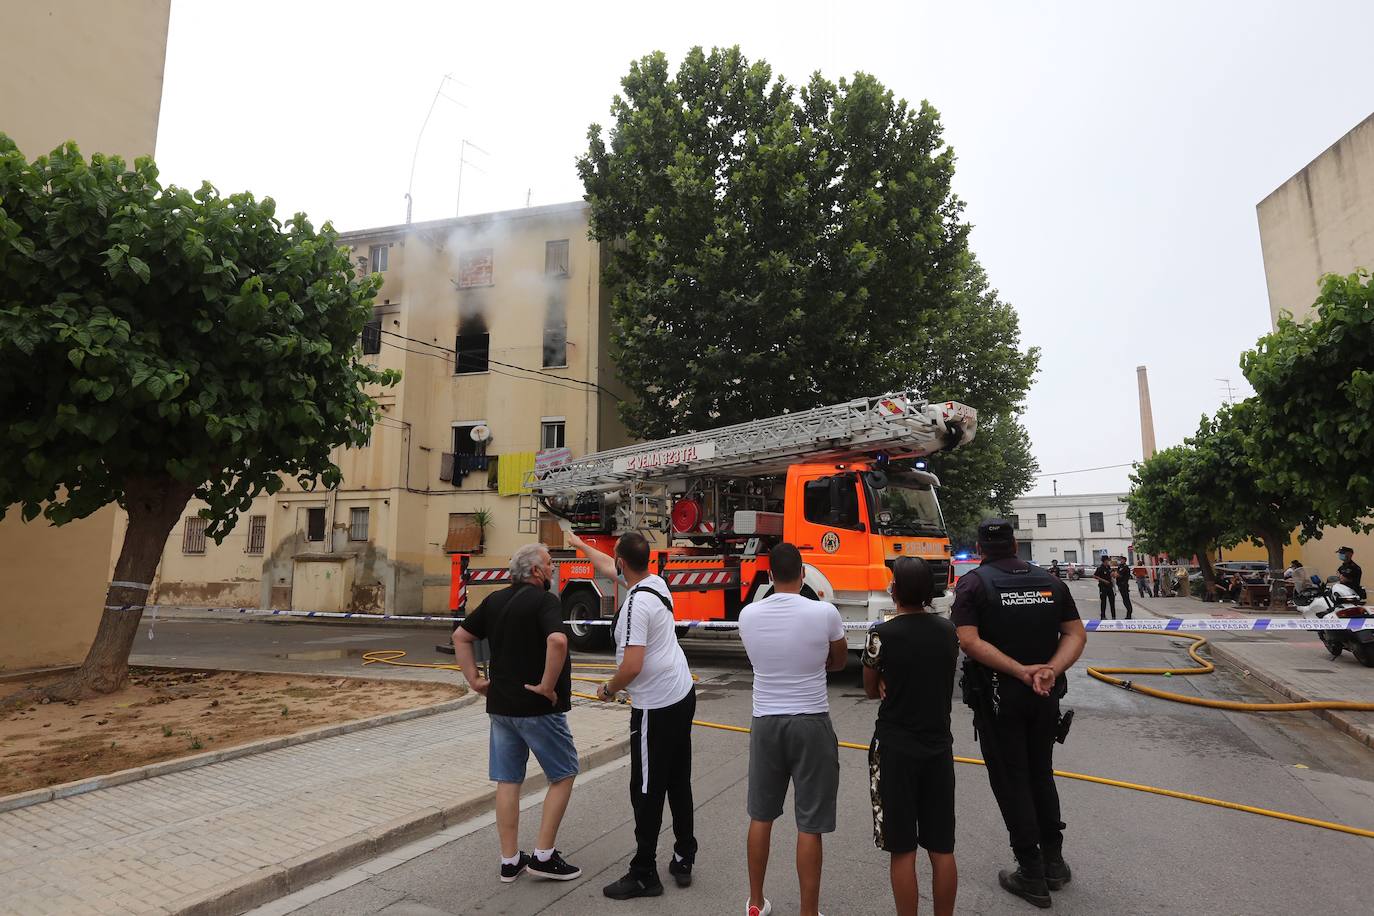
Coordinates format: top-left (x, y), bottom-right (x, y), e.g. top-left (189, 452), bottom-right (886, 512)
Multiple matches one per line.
top-left (146, 203), bottom-right (631, 615)
top-left (1008, 493), bottom-right (1135, 567)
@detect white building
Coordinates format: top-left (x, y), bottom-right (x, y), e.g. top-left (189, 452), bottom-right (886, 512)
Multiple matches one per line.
top-left (1008, 493), bottom-right (1135, 567)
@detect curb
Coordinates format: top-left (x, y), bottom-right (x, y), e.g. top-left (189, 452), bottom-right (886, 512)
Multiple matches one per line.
top-left (1207, 641), bottom-right (1374, 751)
top-left (0, 691), bottom-right (478, 815)
top-left (149, 607), bottom-right (456, 629)
top-left (167, 735), bottom-right (633, 916)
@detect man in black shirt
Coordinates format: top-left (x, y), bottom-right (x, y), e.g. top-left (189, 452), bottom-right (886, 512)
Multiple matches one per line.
top-left (1113, 557), bottom-right (1134, 620)
top-left (453, 543), bottom-right (582, 885)
top-left (952, 519), bottom-right (1087, 909)
top-left (1338, 546), bottom-right (1364, 598)
top-left (1092, 557), bottom-right (1116, 619)
top-left (863, 556), bottom-right (959, 916)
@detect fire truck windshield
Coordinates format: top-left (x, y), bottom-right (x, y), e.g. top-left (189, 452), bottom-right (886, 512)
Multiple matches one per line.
top-left (863, 472), bottom-right (945, 536)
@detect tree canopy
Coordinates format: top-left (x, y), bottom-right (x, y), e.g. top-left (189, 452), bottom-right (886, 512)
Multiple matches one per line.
top-left (1125, 444), bottom-right (1233, 586)
top-left (0, 137), bottom-right (396, 699)
top-left (579, 46), bottom-right (1040, 522)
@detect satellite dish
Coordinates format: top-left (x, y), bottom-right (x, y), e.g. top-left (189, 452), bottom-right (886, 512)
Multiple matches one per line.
top-left (470, 425), bottom-right (492, 443)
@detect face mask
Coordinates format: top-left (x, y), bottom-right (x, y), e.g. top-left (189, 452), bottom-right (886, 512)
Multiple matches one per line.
top-left (542, 577), bottom-right (552, 591)
top-left (615, 560), bottom-right (624, 578)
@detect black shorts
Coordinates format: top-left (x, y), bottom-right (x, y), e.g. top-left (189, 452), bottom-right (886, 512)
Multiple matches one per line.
top-left (868, 737), bottom-right (955, 854)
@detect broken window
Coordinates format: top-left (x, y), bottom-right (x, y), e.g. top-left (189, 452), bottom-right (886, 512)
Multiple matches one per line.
top-left (361, 319), bottom-right (382, 355)
top-left (306, 507), bottom-right (327, 542)
top-left (246, 515), bottom-right (267, 555)
top-left (182, 517), bottom-right (207, 554)
top-left (543, 290), bottom-right (567, 368)
top-left (455, 332), bottom-right (489, 374)
top-left (349, 507), bottom-right (370, 541)
top-left (457, 248), bottom-right (493, 288)
top-left (545, 239), bottom-right (569, 277)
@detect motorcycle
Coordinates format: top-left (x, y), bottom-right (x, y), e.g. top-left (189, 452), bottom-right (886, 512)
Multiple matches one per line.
top-left (1295, 576), bottom-right (1374, 667)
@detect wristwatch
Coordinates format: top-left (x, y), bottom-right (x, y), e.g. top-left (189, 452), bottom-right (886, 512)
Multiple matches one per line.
top-left (599, 683), bottom-right (614, 700)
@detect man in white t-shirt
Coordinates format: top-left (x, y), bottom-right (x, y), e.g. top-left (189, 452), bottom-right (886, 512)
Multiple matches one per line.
top-left (738, 542), bottom-right (848, 916)
top-left (566, 529), bottom-right (698, 900)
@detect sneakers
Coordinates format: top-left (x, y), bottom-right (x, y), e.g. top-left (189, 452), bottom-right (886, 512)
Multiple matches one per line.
top-left (668, 857), bottom-right (693, 888)
top-left (746, 899), bottom-right (773, 916)
top-left (603, 872), bottom-right (665, 900)
top-left (500, 852), bottom-right (531, 883)
top-left (1044, 853), bottom-right (1072, 891)
top-left (527, 850), bottom-right (582, 881)
top-left (998, 867), bottom-right (1051, 909)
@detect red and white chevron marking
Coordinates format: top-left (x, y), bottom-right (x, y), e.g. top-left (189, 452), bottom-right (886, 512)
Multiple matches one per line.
top-left (665, 570), bottom-right (734, 587)
top-left (467, 569), bottom-right (512, 583)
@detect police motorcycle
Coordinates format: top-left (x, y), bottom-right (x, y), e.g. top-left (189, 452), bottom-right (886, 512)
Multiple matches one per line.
top-left (1295, 576), bottom-right (1374, 667)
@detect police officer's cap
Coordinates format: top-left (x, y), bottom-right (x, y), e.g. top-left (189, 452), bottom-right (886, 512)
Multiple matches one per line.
top-left (977, 518), bottom-right (1016, 545)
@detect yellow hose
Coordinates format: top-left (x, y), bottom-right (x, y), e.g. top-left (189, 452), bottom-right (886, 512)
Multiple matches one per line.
top-left (1085, 630), bottom-right (1374, 712)
top-left (361, 649), bottom-right (1374, 842)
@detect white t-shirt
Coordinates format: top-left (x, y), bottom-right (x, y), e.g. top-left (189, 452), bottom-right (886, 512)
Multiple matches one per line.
top-left (738, 592), bottom-right (845, 717)
top-left (614, 574), bottom-right (693, 710)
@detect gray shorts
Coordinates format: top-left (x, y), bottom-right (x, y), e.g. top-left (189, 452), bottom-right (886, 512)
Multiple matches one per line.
top-left (747, 713), bottom-right (840, 834)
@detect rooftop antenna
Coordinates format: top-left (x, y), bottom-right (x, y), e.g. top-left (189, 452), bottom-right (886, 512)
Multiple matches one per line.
top-left (1217, 378), bottom-right (1237, 406)
top-left (405, 74), bottom-right (468, 224)
top-left (455, 138), bottom-right (489, 218)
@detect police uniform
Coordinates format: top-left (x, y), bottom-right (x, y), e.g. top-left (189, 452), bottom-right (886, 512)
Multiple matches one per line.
top-left (951, 523), bottom-right (1079, 891)
top-left (1338, 549), bottom-right (1363, 598)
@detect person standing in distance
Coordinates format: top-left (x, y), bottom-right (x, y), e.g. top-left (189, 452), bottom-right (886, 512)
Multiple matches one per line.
top-left (1092, 555), bottom-right (1116, 620)
top-left (863, 557), bottom-right (959, 916)
top-left (1133, 561), bottom-right (1151, 598)
top-left (738, 543), bottom-right (847, 916)
top-left (451, 543), bottom-right (582, 885)
top-left (953, 519), bottom-right (1087, 909)
top-left (564, 529), bottom-right (698, 899)
top-left (1113, 557), bottom-right (1134, 620)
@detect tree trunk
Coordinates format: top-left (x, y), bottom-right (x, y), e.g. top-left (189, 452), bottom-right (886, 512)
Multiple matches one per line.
top-left (1196, 544), bottom-right (1217, 600)
top-left (1258, 528), bottom-right (1290, 610)
top-left (1, 477), bottom-right (194, 710)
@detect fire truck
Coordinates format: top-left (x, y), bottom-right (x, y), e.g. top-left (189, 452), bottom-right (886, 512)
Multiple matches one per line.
top-left (450, 391), bottom-right (977, 651)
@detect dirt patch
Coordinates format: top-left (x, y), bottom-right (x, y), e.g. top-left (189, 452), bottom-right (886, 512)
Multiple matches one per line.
top-left (0, 668), bottom-right (463, 797)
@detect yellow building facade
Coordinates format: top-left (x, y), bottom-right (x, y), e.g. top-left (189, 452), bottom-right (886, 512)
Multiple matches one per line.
top-left (1256, 112), bottom-right (1374, 579)
top-left (0, 0), bottom-right (172, 673)
top-left (146, 203), bottom-right (631, 615)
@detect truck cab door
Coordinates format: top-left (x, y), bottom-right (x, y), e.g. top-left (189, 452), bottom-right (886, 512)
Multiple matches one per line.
top-left (791, 473), bottom-right (871, 575)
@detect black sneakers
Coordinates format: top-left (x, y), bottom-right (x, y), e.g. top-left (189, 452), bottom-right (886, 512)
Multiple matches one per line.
top-left (602, 872), bottom-right (665, 900)
top-left (528, 850), bottom-right (582, 881)
top-left (1043, 853), bottom-right (1072, 891)
top-left (998, 867), bottom-right (1052, 909)
top-left (500, 852), bottom-right (531, 883)
top-left (668, 857), bottom-right (693, 888)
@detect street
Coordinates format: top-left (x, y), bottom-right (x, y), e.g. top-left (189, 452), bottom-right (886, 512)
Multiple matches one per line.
top-left (125, 580), bottom-right (1374, 916)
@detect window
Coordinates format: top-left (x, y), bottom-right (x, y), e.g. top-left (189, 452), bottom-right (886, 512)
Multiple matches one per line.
top-left (545, 239), bottom-right (570, 277)
top-left (444, 512), bottom-right (485, 553)
top-left (1064, 550), bottom-right (1078, 564)
top-left (457, 248), bottom-right (493, 287)
top-left (1009, 514), bottom-right (1021, 530)
top-left (369, 244), bottom-right (388, 273)
top-left (361, 319), bottom-right (381, 355)
top-left (541, 420), bottom-right (566, 450)
top-left (802, 475), bottom-right (862, 530)
top-left (182, 517), bottom-right (207, 554)
top-left (349, 507), bottom-right (370, 541)
top-left (1089, 512), bottom-right (1104, 532)
top-left (453, 423), bottom-right (481, 456)
top-left (306, 507), bottom-right (326, 542)
top-left (246, 515), bottom-right (266, 554)
top-left (455, 332), bottom-right (489, 373)
top-left (1037, 513), bottom-right (1047, 528)
top-left (542, 321), bottom-right (567, 368)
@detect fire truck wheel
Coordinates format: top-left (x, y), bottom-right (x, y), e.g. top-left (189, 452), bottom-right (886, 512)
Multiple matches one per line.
top-left (562, 587), bottom-right (610, 652)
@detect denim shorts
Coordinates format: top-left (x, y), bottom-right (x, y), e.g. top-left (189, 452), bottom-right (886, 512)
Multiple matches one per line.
top-left (489, 712), bottom-right (579, 784)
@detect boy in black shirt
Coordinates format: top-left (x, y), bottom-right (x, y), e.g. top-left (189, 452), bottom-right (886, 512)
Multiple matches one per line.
top-left (863, 556), bottom-right (959, 916)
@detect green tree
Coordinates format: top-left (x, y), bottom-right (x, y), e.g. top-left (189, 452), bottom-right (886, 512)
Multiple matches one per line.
top-left (1126, 445), bottom-right (1235, 594)
top-left (929, 413), bottom-right (1039, 548)
top-left (1241, 270), bottom-right (1374, 532)
top-left (580, 46), bottom-right (985, 438)
top-left (0, 139), bottom-right (396, 704)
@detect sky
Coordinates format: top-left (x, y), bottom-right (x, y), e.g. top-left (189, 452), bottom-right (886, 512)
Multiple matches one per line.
top-left (155, 0), bottom-right (1374, 497)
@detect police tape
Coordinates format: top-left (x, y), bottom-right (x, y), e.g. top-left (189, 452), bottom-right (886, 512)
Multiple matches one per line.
top-left (142, 604), bottom-right (1374, 631)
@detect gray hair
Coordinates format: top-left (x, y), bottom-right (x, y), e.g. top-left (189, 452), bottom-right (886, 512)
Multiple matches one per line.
top-left (510, 543), bottom-right (550, 583)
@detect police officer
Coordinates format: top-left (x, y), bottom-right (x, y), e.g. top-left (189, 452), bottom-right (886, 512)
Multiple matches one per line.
top-left (952, 519), bottom-right (1087, 909)
top-left (1337, 546), bottom-right (1363, 599)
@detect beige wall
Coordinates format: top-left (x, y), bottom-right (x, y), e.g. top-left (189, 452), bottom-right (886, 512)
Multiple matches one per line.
top-left (1257, 112), bottom-right (1374, 325)
top-left (1, 0), bottom-right (171, 163)
top-left (150, 203), bottom-right (631, 615)
top-left (1256, 112), bottom-right (1374, 579)
top-left (0, 0), bottom-right (170, 672)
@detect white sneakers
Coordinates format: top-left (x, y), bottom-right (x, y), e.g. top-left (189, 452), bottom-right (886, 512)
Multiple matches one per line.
top-left (746, 899), bottom-right (772, 916)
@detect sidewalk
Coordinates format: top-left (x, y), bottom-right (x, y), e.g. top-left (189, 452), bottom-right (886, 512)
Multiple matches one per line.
top-left (1128, 590), bottom-right (1374, 750)
top-left (0, 699), bottom-right (629, 916)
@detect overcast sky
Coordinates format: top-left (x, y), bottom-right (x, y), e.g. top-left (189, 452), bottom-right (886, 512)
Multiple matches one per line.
top-left (156, 0), bottom-right (1373, 496)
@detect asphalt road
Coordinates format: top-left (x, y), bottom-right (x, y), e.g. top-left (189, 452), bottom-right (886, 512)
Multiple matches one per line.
top-left (138, 587), bottom-right (1374, 916)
